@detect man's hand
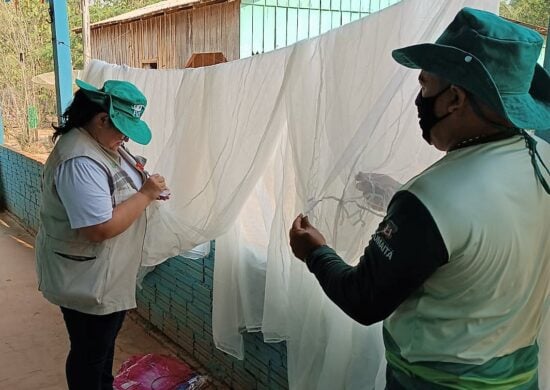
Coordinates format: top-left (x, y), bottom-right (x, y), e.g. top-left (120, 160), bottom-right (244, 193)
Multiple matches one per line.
top-left (289, 214), bottom-right (327, 261)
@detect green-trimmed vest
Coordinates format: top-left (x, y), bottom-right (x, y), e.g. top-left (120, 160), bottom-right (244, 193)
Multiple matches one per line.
top-left (36, 128), bottom-right (148, 315)
top-left (384, 135), bottom-right (550, 389)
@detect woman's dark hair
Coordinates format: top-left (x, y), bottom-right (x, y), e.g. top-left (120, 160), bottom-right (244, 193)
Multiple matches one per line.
top-left (52, 90), bottom-right (107, 142)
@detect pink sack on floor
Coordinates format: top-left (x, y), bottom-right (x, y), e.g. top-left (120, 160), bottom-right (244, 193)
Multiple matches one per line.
top-left (114, 353), bottom-right (206, 390)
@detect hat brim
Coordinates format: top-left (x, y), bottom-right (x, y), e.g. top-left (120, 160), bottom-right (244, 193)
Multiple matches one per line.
top-left (76, 79), bottom-right (109, 109)
top-left (392, 43), bottom-right (550, 132)
top-left (75, 79), bottom-right (101, 93)
top-left (110, 107), bottom-right (152, 145)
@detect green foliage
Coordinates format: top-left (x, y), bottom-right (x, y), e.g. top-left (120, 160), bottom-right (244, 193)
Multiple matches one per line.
top-left (89, 0), bottom-right (160, 23)
top-left (500, 0), bottom-right (550, 29)
top-left (0, 1), bottom-right (53, 145)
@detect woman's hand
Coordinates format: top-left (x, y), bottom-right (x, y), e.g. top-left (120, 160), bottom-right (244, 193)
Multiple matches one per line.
top-left (79, 174), bottom-right (170, 242)
top-left (139, 174), bottom-right (170, 201)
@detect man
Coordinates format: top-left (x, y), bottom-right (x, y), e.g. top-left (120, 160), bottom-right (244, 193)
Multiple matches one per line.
top-left (289, 8), bottom-right (550, 389)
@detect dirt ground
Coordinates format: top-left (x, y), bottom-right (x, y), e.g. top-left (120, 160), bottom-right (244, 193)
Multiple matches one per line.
top-left (3, 128), bottom-right (53, 163)
top-left (0, 211), bottom-right (222, 389)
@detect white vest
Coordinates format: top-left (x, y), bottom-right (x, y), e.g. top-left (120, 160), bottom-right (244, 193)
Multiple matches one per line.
top-left (36, 128), bottom-right (148, 315)
top-left (385, 135), bottom-right (550, 364)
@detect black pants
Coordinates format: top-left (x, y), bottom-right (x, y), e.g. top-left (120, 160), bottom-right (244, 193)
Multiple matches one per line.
top-left (61, 307), bottom-right (126, 390)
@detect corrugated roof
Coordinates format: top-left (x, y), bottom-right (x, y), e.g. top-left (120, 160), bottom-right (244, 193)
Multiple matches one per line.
top-left (90, 0), bottom-right (201, 29)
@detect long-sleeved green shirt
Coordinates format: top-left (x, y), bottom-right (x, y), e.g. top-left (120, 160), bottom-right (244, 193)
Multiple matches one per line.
top-left (305, 190), bottom-right (448, 325)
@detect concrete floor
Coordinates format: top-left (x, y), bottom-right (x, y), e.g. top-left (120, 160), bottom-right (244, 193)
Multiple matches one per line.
top-left (0, 212), bottom-right (176, 389)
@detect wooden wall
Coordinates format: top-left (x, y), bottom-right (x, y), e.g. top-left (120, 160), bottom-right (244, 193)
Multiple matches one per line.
top-left (90, 0), bottom-right (240, 69)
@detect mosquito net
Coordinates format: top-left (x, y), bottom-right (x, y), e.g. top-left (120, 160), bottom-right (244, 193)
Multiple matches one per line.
top-left (82, 0), bottom-right (549, 387)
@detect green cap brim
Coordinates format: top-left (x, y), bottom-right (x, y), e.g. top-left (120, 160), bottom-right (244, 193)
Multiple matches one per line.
top-left (110, 106), bottom-right (152, 145)
top-left (75, 79), bottom-right (100, 92)
top-left (392, 44), bottom-right (506, 122)
top-left (75, 79), bottom-right (109, 109)
top-left (392, 44), bottom-right (550, 131)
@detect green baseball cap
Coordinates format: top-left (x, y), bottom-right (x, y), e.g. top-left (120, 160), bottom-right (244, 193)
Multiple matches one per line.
top-left (75, 79), bottom-right (152, 145)
top-left (392, 7), bottom-right (550, 132)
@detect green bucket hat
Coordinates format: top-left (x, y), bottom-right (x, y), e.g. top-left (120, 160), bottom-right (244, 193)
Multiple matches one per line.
top-left (392, 7), bottom-right (550, 132)
top-left (75, 79), bottom-right (152, 145)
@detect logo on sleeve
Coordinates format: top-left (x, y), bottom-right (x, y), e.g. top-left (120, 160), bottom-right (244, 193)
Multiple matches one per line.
top-left (373, 219), bottom-right (398, 260)
top-left (377, 219), bottom-right (398, 239)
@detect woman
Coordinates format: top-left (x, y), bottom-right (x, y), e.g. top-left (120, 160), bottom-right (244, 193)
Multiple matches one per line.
top-left (35, 79), bottom-right (169, 390)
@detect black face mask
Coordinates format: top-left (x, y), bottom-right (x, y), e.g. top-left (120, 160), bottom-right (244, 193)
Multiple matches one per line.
top-left (415, 86), bottom-right (451, 144)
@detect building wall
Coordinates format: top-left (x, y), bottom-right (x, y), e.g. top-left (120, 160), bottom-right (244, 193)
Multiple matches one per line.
top-left (239, 0), bottom-right (401, 58)
top-left (0, 145), bottom-right (289, 389)
top-left (91, 0), bottom-right (241, 69)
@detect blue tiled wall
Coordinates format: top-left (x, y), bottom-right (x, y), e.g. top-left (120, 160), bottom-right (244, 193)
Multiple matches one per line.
top-left (138, 249), bottom-right (288, 389)
top-left (0, 145), bottom-right (289, 389)
top-left (0, 146), bottom-right (42, 231)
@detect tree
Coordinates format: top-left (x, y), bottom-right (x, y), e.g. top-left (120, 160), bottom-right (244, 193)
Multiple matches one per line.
top-left (0, 1), bottom-right (52, 147)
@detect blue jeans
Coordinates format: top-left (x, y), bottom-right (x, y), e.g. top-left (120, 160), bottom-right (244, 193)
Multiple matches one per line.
top-left (61, 307), bottom-right (126, 390)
